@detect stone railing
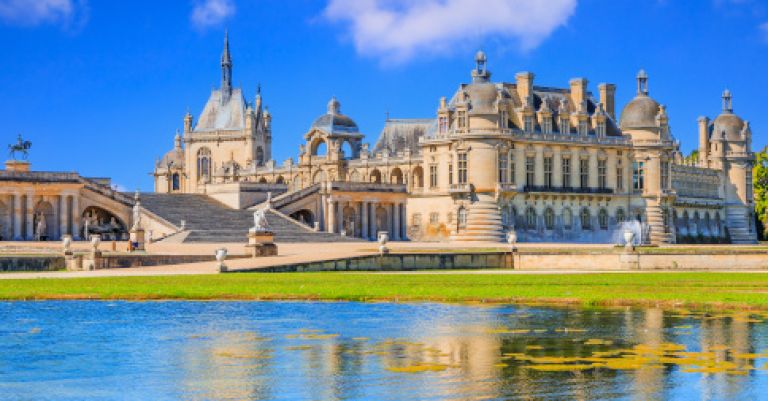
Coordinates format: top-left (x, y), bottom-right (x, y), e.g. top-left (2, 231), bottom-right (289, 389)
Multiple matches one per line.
top-left (329, 181), bottom-right (407, 193)
top-left (269, 184), bottom-right (321, 209)
top-left (448, 183), bottom-right (471, 193)
top-left (0, 170), bottom-right (80, 183)
top-left (79, 177), bottom-right (135, 206)
top-left (523, 185), bottom-right (613, 195)
top-left (671, 164), bottom-right (721, 200)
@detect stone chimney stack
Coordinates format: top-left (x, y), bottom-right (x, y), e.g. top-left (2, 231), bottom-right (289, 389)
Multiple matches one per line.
top-left (515, 72), bottom-right (535, 106)
top-left (598, 83), bottom-right (616, 120)
top-left (569, 78), bottom-right (588, 111)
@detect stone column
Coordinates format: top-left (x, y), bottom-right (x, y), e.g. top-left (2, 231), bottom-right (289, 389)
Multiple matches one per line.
top-left (71, 195), bottom-right (81, 240)
top-left (50, 196), bottom-right (59, 240)
top-left (354, 201), bottom-right (362, 238)
top-left (387, 203), bottom-right (396, 240)
top-left (59, 194), bottom-right (69, 240)
top-left (25, 194), bottom-right (34, 240)
top-left (361, 201), bottom-right (369, 240)
top-left (326, 197), bottom-right (336, 234)
top-left (400, 202), bottom-right (407, 240)
top-left (12, 193), bottom-right (21, 240)
top-left (370, 201), bottom-right (378, 240)
top-left (553, 147), bottom-right (563, 187)
top-left (392, 202), bottom-right (401, 241)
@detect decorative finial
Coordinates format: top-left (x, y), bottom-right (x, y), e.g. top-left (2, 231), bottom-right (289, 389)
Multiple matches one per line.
top-left (636, 69), bottom-right (648, 96)
top-left (722, 88), bottom-right (733, 113)
top-left (327, 96), bottom-right (340, 114)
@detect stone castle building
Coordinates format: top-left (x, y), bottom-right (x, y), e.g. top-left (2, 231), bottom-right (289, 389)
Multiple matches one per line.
top-left (150, 36), bottom-right (757, 244)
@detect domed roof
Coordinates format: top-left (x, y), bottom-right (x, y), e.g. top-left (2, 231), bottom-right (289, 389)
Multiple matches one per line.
top-left (159, 148), bottom-right (184, 168)
top-left (620, 95), bottom-right (660, 130)
top-left (465, 82), bottom-right (498, 114)
top-left (310, 97), bottom-right (359, 134)
top-left (711, 89), bottom-right (745, 142)
top-left (712, 112), bottom-right (744, 142)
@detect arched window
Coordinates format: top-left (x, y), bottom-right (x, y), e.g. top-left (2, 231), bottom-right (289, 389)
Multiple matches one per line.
top-left (544, 208), bottom-right (554, 230)
top-left (580, 208), bottom-right (591, 230)
top-left (526, 207), bottom-right (537, 230)
top-left (390, 168), bottom-right (404, 184)
top-left (197, 147), bottom-right (212, 182)
top-left (312, 139), bottom-right (327, 156)
top-left (457, 207), bottom-right (468, 229)
top-left (349, 170), bottom-right (361, 182)
top-left (171, 173), bottom-right (180, 191)
top-left (598, 208), bottom-right (608, 230)
top-left (616, 208), bottom-right (626, 224)
top-left (370, 169), bottom-right (382, 183)
top-left (341, 141), bottom-right (354, 159)
top-left (256, 147), bottom-right (264, 166)
top-left (275, 176), bottom-right (285, 184)
top-left (563, 208), bottom-right (573, 230)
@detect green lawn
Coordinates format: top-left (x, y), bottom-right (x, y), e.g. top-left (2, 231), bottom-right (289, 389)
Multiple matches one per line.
top-left (2, 272), bottom-right (768, 310)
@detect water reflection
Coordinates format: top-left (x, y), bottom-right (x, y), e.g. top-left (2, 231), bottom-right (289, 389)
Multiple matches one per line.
top-left (0, 301), bottom-right (766, 400)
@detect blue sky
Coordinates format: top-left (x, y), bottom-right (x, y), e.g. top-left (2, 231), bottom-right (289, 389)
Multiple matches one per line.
top-left (1, 0), bottom-right (767, 191)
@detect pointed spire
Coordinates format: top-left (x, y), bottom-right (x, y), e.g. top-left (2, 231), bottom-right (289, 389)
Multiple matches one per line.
top-left (255, 83), bottom-right (262, 110)
top-left (221, 30), bottom-right (233, 101)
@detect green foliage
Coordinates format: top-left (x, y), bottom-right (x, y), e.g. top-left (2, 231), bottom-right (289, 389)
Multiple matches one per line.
top-left (684, 149), bottom-right (699, 164)
top-left (754, 146), bottom-right (768, 240)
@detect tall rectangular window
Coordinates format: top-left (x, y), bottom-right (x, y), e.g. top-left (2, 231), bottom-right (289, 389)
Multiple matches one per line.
top-left (598, 160), bottom-right (607, 189)
top-left (660, 161), bottom-right (669, 190)
top-left (429, 164), bottom-right (438, 188)
top-left (542, 118), bottom-right (552, 134)
top-left (578, 121), bottom-right (588, 135)
top-left (562, 158), bottom-right (571, 188)
top-left (526, 157), bottom-right (535, 187)
top-left (544, 157), bottom-right (553, 188)
top-left (560, 118), bottom-right (570, 134)
top-left (448, 163), bottom-right (453, 185)
top-left (457, 111), bottom-right (467, 129)
top-left (498, 153), bottom-right (508, 184)
top-left (458, 153), bottom-right (467, 184)
top-left (524, 115), bottom-right (534, 132)
top-left (580, 159), bottom-right (589, 188)
top-left (633, 161), bottom-right (645, 191)
top-left (438, 116), bottom-right (448, 134)
top-left (616, 166), bottom-right (624, 191)
top-left (596, 122), bottom-right (606, 137)
top-left (509, 153), bottom-right (516, 185)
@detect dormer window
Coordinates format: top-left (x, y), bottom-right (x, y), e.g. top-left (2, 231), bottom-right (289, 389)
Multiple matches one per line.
top-left (596, 122), bottom-right (606, 137)
top-left (499, 110), bottom-right (508, 129)
top-left (457, 111), bottom-right (467, 129)
top-left (438, 116), bottom-right (448, 134)
top-left (560, 117), bottom-right (570, 134)
top-left (542, 117), bottom-right (553, 134)
top-left (524, 115), bottom-right (534, 132)
top-left (578, 120), bottom-right (588, 136)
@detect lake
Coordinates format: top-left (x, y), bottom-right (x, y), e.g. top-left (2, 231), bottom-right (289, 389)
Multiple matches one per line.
top-left (1, 301), bottom-right (767, 400)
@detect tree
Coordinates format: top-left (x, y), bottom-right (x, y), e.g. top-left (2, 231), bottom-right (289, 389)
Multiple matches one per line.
top-left (684, 149), bottom-right (699, 164)
top-left (754, 146), bottom-right (768, 240)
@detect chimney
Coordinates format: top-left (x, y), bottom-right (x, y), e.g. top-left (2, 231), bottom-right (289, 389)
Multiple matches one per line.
top-left (569, 78), bottom-right (588, 111)
top-left (698, 116), bottom-right (709, 166)
top-left (516, 72), bottom-right (535, 106)
top-left (598, 83), bottom-right (616, 120)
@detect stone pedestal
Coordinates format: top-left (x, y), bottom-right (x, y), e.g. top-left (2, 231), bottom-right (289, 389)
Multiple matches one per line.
top-left (5, 160), bottom-right (30, 172)
top-left (64, 253), bottom-right (82, 271)
top-left (245, 230), bottom-right (278, 257)
top-left (130, 228), bottom-right (145, 251)
top-left (83, 251), bottom-right (103, 271)
top-left (619, 252), bottom-right (640, 270)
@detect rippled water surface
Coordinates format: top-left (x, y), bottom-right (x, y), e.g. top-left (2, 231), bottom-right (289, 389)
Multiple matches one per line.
top-left (1, 301), bottom-right (768, 400)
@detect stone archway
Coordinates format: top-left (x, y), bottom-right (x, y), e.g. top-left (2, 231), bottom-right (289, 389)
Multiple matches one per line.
top-left (375, 206), bottom-right (388, 235)
top-left (411, 166), bottom-right (424, 188)
top-left (82, 206), bottom-right (128, 241)
top-left (390, 168), bottom-right (404, 184)
top-left (370, 169), bottom-right (382, 183)
top-left (290, 209), bottom-right (314, 226)
top-left (342, 205), bottom-right (356, 236)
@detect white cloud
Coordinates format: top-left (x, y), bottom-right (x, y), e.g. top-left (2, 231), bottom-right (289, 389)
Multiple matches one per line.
top-left (323, 0), bottom-right (577, 63)
top-left (191, 0), bottom-right (235, 29)
top-left (0, 0), bottom-right (88, 28)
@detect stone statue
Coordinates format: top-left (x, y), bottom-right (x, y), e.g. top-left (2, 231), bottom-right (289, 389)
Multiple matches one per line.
top-left (35, 212), bottom-right (47, 240)
top-left (8, 134), bottom-right (32, 161)
top-left (132, 202), bottom-right (142, 230)
top-left (252, 208), bottom-right (270, 232)
top-left (83, 216), bottom-right (90, 239)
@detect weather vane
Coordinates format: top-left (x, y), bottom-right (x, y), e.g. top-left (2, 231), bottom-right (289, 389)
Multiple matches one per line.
top-left (8, 134), bottom-right (31, 161)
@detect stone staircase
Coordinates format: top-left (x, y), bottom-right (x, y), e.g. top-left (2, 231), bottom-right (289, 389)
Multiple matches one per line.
top-left (725, 206), bottom-right (757, 244)
top-left (138, 193), bottom-right (361, 243)
top-left (451, 194), bottom-right (504, 242)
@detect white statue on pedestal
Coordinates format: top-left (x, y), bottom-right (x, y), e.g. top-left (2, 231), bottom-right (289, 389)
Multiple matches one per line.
top-left (131, 202), bottom-right (142, 230)
top-left (35, 212), bottom-right (47, 240)
top-left (252, 208), bottom-right (270, 232)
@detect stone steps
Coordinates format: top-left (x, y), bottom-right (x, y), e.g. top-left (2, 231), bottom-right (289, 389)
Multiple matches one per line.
top-left (726, 207), bottom-right (757, 244)
top-left (451, 194), bottom-right (503, 242)
top-left (138, 193), bottom-right (361, 243)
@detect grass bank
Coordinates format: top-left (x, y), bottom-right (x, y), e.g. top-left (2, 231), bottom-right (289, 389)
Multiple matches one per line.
top-left (2, 272), bottom-right (768, 310)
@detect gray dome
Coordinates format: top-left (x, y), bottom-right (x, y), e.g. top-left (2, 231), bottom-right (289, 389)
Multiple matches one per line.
top-left (159, 148), bottom-right (184, 168)
top-left (712, 112), bottom-right (744, 142)
top-left (465, 82), bottom-right (498, 114)
top-left (310, 97), bottom-right (359, 133)
top-left (620, 95), bottom-right (660, 130)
